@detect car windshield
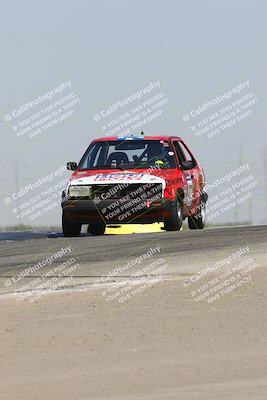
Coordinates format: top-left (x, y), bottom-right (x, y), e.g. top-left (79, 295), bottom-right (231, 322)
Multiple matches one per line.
top-left (79, 140), bottom-right (176, 170)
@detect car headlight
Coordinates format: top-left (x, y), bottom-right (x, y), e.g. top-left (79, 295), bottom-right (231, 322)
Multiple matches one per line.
top-left (68, 185), bottom-right (92, 198)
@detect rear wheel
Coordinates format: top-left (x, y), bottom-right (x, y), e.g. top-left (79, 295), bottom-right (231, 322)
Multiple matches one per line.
top-left (188, 201), bottom-right (206, 230)
top-left (62, 213), bottom-right (81, 237)
top-left (164, 198), bottom-right (183, 231)
top-left (87, 223), bottom-right (106, 236)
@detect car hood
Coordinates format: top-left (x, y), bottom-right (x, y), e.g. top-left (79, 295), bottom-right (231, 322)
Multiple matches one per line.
top-left (69, 171), bottom-right (166, 188)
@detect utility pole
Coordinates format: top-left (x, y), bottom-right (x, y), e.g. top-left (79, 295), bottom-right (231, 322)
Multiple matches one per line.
top-left (248, 199), bottom-right (252, 225)
top-left (264, 144), bottom-right (267, 223)
top-left (234, 144), bottom-right (243, 224)
top-left (14, 160), bottom-right (20, 223)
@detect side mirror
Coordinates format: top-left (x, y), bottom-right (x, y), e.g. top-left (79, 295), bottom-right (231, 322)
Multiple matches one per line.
top-left (66, 162), bottom-right (77, 171)
top-left (181, 160), bottom-right (194, 170)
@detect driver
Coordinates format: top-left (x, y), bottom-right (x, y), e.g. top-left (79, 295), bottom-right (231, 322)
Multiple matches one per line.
top-left (147, 142), bottom-right (169, 166)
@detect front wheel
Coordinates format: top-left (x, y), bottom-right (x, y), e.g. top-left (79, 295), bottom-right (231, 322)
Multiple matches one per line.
top-left (87, 223), bottom-right (106, 236)
top-left (62, 213), bottom-right (81, 237)
top-left (164, 199), bottom-right (183, 231)
top-left (188, 202), bottom-right (206, 230)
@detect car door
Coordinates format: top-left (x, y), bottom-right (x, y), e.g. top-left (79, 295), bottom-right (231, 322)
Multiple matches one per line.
top-left (172, 140), bottom-right (199, 214)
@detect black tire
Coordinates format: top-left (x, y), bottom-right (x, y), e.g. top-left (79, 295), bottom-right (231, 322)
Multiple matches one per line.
top-left (188, 202), bottom-right (206, 230)
top-left (62, 213), bottom-right (81, 237)
top-left (87, 223), bottom-right (106, 236)
top-left (164, 198), bottom-right (183, 231)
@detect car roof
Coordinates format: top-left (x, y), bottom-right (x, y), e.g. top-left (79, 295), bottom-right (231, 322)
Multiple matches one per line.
top-left (93, 136), bottom-right (182, 142)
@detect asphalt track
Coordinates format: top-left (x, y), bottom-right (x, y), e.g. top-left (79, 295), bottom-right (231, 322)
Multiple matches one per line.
top-left (0, 225), bottom-right (266, 296)
top-left (1, 225), bottom-right (267, 400)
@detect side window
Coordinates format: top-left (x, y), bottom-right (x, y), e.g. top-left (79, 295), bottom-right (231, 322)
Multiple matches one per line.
top-left (173, 141), bottom-right (186, 164)
top-left (173, 141), bottom-right (197, 168)
top-left (178, 142), bottom-right (193, 162)
top-left (177, 141), bottom-right (196, 167)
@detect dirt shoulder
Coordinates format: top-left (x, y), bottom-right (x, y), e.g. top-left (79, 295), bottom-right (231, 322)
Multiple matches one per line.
top-left (0, 267), bottom-right (267, 400)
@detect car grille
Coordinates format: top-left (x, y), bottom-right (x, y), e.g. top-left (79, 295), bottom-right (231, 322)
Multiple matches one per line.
top-left (91, 183), bottom-right (163, 201)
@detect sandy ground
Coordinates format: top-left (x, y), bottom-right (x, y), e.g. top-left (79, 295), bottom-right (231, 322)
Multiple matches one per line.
top-left (1, 266), bottom-right (267, 400)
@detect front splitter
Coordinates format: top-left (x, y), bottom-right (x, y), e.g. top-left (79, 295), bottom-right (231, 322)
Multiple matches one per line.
top-left (105, 223), bottom-right (165, 235)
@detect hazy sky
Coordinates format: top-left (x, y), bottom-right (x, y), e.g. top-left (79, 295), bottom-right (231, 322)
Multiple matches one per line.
top-left (0, 0), bottom-right (266, 226)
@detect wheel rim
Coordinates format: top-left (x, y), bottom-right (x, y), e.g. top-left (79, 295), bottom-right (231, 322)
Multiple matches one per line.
top-left (200, 202), bottom-right (206, 224)
top-left (177, 202), bottom-right (182, 221)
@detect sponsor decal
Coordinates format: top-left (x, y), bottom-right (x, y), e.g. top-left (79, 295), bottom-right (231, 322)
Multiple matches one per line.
top-left (94, 173), bottom-right (144, 181)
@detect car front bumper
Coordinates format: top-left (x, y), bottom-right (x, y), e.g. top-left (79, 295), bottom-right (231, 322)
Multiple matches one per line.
top-left (62, 198), bottom-right (174, 224)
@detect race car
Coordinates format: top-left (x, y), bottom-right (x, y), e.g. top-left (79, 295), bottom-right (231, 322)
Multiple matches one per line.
top-left (61, 134), bottom-right (208, 236)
